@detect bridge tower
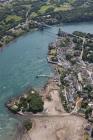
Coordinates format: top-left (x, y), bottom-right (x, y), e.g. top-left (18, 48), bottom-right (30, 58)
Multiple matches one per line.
top-left (58, 28), bottom-right (67, 37)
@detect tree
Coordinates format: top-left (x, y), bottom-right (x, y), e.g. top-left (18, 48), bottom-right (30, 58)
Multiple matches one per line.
top-left (85, 107), bottom-right (92, 119)
top-left (83, 85), bottom-right (92, 93)
top-left (28, 94), bottom-right (44, 113)
top-left (87, 53), bottom-right (93, 63)
top-left (0, 42), bottom-right (3, 47)
top-left (91, 128), bottom-right (93, 138)
top-left (66, 53), bottom-right (73, 61)
top-left (23, 120), bottom-right (32, 131)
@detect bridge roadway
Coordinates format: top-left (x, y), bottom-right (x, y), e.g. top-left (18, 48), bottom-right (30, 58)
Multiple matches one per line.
top-left (32, 21), bottom-right (87, 44)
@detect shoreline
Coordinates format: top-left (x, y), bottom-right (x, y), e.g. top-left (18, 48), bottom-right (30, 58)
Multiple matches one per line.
top-left (4, 23), bottom-right (93, 140)
top-left (0, 27), bottom-right (38, 50)
top-left (6, 37), bottom-right (88, 140)
top-left (1, 20), bottom-right (93, 50)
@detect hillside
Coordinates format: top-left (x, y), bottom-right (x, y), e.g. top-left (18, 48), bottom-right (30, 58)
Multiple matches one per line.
top-left (0, 0), bottom-right (93, 47)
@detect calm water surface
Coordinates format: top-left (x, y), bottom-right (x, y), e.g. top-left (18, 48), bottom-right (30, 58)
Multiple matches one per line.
top-left (0, 22), bottom-right (93, 140)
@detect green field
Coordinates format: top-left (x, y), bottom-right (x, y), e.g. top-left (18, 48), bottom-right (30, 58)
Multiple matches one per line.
top-left (5, 15), bottom-right (22, 23)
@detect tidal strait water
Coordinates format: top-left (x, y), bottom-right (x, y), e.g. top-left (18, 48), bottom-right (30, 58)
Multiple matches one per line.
top-left (0, 22), bottom-right (93, 140)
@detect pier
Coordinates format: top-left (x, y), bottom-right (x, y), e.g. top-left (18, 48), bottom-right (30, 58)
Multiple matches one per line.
top-left (36, 74), bottom-right (53, 78)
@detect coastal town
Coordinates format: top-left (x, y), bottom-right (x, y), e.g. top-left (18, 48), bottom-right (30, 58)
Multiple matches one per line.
top-left (1, 0), bottom-right (93, 140)
top-left (48, 30), bottom-right (93, 116)
top-left (6, 29), bottom-right (93, 140)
